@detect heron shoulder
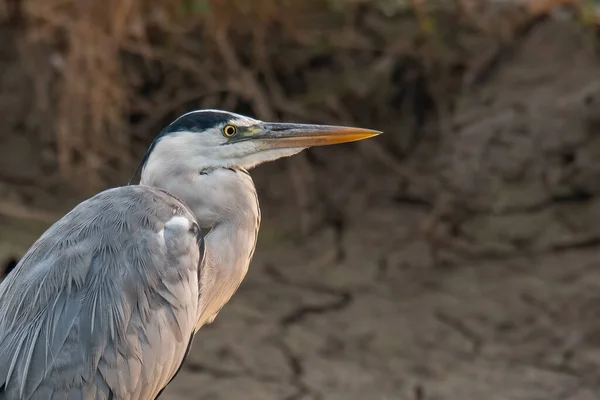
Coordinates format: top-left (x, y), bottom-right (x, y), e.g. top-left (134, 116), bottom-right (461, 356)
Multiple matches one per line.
top-left (0, 184), bottom-right (205, 399)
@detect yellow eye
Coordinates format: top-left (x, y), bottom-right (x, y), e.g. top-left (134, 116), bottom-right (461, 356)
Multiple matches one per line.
top-left (223, 124), bottom-right (237, 137)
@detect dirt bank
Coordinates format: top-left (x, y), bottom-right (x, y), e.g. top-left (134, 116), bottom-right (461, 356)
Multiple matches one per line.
top-left (1, 10), bottom-right (600, 400)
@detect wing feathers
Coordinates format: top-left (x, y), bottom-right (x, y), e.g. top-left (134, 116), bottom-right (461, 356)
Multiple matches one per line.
top-left (0, 186), bottom-right (203, 399)
top-left (19, 320), bottom-right (43, 398)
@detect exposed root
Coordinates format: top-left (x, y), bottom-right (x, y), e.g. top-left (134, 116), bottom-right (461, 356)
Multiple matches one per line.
top-left (0, 0), bottom-right (587, 193)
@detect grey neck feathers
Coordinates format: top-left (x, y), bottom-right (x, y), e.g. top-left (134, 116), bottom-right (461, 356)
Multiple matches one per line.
top-left (140, 163), bottom-right (260, 326)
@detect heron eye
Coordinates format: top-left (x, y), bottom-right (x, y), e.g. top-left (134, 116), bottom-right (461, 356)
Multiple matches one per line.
top-left (223, 124), bottom-right (237, 137)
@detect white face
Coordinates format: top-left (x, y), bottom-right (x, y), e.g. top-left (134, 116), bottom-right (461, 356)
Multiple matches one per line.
top-left (144, 110), bottom-right (306, 172)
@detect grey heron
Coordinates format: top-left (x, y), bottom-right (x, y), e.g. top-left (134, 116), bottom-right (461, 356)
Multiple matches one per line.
top-left (0, 110), bottom-right (380, 399)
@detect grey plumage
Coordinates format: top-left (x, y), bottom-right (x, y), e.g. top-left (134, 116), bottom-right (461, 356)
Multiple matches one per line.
top-left (0, 110), bottom-right (380, 399)
top-left (0, 186), bottom-right (203, 399)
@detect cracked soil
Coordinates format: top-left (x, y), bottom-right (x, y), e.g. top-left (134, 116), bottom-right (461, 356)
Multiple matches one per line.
top-left (1, 19), bottom-right (600, 400)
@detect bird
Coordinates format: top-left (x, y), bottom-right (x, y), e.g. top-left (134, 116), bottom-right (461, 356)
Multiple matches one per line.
top-left (0, 109), bottom-right (380, 399)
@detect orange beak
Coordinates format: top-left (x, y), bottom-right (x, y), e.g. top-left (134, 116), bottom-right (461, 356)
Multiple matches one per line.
top-left (252, 122), bottom-right (382, 148)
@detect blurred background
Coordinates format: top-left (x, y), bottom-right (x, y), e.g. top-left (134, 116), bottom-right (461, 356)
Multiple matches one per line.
top-left (1, 0), bottom-right (600, 398)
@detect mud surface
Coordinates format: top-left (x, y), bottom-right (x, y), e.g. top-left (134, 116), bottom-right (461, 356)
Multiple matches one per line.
top-left (162, 21), bottom-right (600, 400)
top-left (2, 20), bottom-right (600, 400)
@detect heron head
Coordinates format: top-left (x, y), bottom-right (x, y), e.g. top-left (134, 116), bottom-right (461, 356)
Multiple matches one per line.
top-left (136, 109), bottom-right (381, 177)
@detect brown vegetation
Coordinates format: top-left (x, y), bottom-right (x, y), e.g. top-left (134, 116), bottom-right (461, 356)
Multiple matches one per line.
top-left (0, 0), bottom-right (588, 194)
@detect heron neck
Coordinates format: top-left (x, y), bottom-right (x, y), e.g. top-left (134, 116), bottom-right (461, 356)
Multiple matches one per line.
top-left (140, 165), bottom-right (260, 327)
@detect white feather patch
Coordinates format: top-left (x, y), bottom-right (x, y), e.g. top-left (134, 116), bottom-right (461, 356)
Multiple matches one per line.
top-left (165, 216), bottom-right (192, 231)
top-left (156, 229), bottom-right (166, 247)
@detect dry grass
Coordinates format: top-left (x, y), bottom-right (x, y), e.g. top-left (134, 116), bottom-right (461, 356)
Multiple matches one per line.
top-left (0, 0), bottom-right (590, 192)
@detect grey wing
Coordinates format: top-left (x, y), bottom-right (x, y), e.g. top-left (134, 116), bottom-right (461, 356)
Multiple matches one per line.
top-left (0, 185), bottom-right (205, 400)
